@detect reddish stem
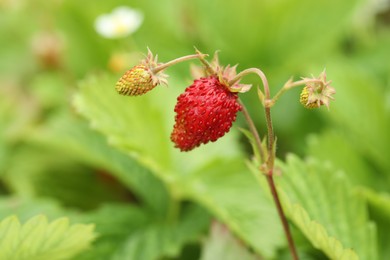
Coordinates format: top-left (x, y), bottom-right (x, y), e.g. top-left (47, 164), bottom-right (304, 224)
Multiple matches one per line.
top-left (235, 67), bottom-right (300, 260)
top-left (152, 53), bottom-right (205, 73)
top-left (266, 175), bottom-right (299, 260)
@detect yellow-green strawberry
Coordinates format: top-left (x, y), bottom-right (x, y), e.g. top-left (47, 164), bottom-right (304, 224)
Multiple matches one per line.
top-left (300, 86), bottom-right (321, 109)
top-left (300, 70), bottom-right (335, 109)
top-left (116, 64), bottom-right (156, 96)
top-left (115, 49), bottom-right (168, 96)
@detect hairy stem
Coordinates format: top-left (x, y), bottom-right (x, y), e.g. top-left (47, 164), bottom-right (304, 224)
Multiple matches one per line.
top-left (266, 175), bottom-right (299, 260)
top-left (194, 48), bottom-right (216, 75)
top-left (242, 98), bottom-right (299, 260)
top-left (233, 68), bottom-right (275, 169)
top-left (264, 106), bottom-right (275, 170)
top-left (262, 76), bottom-right (298, 260)
top-left (271, 78), bottom-right (323, 105)
top-left (153, 53), bottom-right (206, 73)
top-left (238, 99), bottom-right (266, 163)
top-left (264, 99), bottom-right (298, 259)
top-left (236, 67), bottom-right (299, 260)
top-left (229, 68), bottom-right (269, 98)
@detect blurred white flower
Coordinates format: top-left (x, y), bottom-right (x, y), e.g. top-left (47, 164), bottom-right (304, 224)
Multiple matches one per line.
top-left (94, 7), bottom-right (143, 39)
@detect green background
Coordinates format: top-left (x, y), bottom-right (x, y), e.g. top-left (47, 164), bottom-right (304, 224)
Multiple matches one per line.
top-left (0, 0), bottom-right (389, 259)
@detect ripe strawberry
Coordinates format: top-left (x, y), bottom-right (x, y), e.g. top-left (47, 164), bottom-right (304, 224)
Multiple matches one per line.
top-left (171, 76), bottom-right (241, 151)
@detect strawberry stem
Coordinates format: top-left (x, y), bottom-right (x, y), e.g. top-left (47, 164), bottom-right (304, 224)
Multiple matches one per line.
top-left (230, 68), bottom-right (275, 165)
top-left (270, 78), bottom-right (323, 106)
top-left (153, 53), bottom-right (206, 74)
top-left (228, 68), bottom-right (269, 98)
top-left (261, 75), bottom-right (299, 260)
top-left (266, 174), bottom-right (299, 260)
top-left (236, 67), bottom-right (299, 260)
top-left (238, 99), bottom-right (266, 163)
top-left (194, 48), bottom-right (216, 75)
top-left (243, 96), bottom-right (299, 259)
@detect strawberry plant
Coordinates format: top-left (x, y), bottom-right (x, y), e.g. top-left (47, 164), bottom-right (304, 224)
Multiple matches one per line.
top-left (111, 48), bottom-right (337, 260)
top-left (1, 0), bottom-right (390, 259)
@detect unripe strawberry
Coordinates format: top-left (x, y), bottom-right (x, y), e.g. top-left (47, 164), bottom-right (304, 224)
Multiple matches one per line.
top-left (299, 70), bottom-right (335, 109)
top-left (171, 76), bottom-right (241, 151)
top-left (115, 49), bottom-right (168, 96)
top-left (115, 64), bottom-right (155, 96)
top-left (300, 86), bottom-right (320, 109)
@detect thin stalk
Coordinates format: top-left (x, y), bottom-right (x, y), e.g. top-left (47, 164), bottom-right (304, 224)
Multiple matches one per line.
top-left (194, 49), bottom-right (216, 75)
top-left (153, 53), bottom-right (205, 73)
top-left (242, 96), bottom-right (299, 260)
top-left (233, 68), bottom-right (274, 169)
top-left (266, 175), bottom-right (299, 260)
top-left (238, 99), bottom-right (266, 163)
top-left (264, 104), bottom-right (299, 260)
top-left (229, 68), bottom-right (269, 98)
top-left (264, 106), bottom-right (275, 170)
top-left (271, 78), bottom-right (323, 105)
top-left (235, 68), bottom-right (299, 260)
top-left (262, 78), bottom-right (299, 260)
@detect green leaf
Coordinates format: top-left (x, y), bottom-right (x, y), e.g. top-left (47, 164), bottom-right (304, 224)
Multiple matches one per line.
top-left (200, 222), bottom-right (259, 260)
top-left (185, 158), bottom-right (285, 259)
top-left (73, 73), bottom-right (284, 258)
top-left (238, 127), bottom-right (264, 163)
top-left (74, 74), bottom-right (172, 175)
top-left (0, 182), bottom-right (200, 259)
top-left (184, 0), bottom-right (359, 71)
top-left (73, 204), bottom-right (150, 260)
top-left (0, 86), bottom-right (38, 189)
top-left (111, 204), bottom-right (210, 260)
top-left (325, 63), bottom-right (390, 176)
top-left (306, 131), bottom-right (376, 188)
top-left (0, 197), bottom-right (67, 221)
top-left (28, 113), bottom-right (169, 215)
top-left (0, 215), bottom-right (96, 260)
top-left (277, 154), bottom-right (377, 260)
top-left (359, 189), bottom-right (390, 260)
top-left (361, 189), bottom-right (390, 219)
top-left (73, 73), bottom-right (243, 191)
top-left (3, 146), bottom-right (131, 210)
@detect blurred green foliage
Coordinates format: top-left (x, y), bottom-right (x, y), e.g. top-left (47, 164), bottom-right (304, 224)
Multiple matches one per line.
top-left (1, 0), bottom-right (390, 259)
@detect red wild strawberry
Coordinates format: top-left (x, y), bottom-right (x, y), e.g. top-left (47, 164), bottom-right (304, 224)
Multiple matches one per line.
top-left (171, 76), bottom-right (241, 151)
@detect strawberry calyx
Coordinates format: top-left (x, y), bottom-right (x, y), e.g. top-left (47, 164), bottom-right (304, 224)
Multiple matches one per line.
top-left (300, 70), bottom-right (335, 109)
top-left (141, 48), bottom-right (169, 86)
top-left (193, 49), bottom-right (252, 93)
